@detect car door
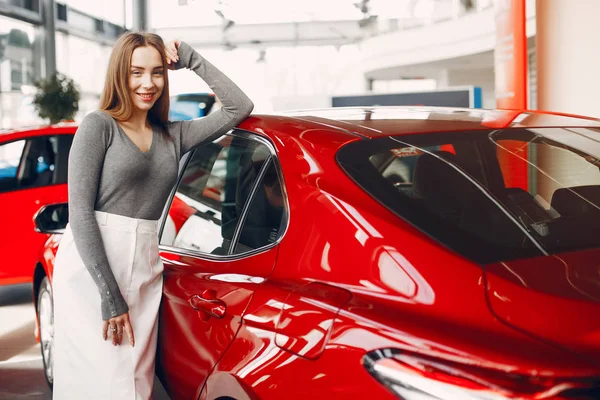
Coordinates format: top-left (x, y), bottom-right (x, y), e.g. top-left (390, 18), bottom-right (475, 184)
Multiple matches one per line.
top-left (157, 131), bottom-right (287, 400)
top-left (0, 134), bottom-right (73, 284)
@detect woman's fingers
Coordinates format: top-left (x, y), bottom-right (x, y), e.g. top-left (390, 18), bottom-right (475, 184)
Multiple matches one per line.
top-left (117, 323), bottom-right (124, 345)
top-left (104, 313), bottom-right (134, 347)
top-left (165, 53), bottom-right (177, 67)
top-left (109, 321), bottom-right (118, 346)
top-left (166, 52), bottom-right (178, 65)
top-left (168, 40), bottom-right (180, 54)
top-left (164, 40), bottom-right (180, 66)
top-left (124, 318), bottom-right (135, 347)
top-left (102, 320), bottom-right (108, 341)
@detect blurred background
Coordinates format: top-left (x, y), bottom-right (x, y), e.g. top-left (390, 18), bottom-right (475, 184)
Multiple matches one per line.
top-left (4, 1), bottom-right (600, 398)
top-left (0, 0), bottom-right (530, 129)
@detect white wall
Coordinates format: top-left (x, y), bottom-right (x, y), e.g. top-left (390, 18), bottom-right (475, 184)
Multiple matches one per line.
top-left (445, 67), bottom-right (496, 109)
top-left (167, 39), bottom-right (498, 113)
top-left (356, 7), bottom-right (496, 76)
top-left (536, 0), bottom-right (600, 118)
top-left (168, 44), bottom-right (366, 113)
top-left (373, 79), bottom-right (437, 93)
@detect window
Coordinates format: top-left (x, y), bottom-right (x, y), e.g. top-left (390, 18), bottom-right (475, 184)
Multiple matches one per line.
top-left (0, 140), bottom-right (26, 193)
top-left (19, 136), bottom-right (56, 189)
top-left (495, 137), bottom-right (600, 207)
top-left (20, 136), bottom-right (70, 190)
top-left (338, 127), bottom-right (600, 263)
top-left (162, 134), bottom-right (285, 256)
top-left (0, 19), bottom-right (36, 91)
top-left (369, 144), bottom-right (456, 198)
top-left (234, 161), bottom-right (286, 254)
top-left (0, 135), bottom-right (72, 194)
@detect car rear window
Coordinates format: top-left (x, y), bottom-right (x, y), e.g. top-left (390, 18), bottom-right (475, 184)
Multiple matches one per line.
top-left (337, 127), bottom-right (600, 264)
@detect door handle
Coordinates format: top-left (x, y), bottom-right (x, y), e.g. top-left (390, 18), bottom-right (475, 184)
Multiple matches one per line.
top-left (188, 290), bottom-right (226, 319)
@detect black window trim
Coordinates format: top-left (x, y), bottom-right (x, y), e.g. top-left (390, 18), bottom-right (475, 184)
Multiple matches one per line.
top-left (228, 156), bottom-right (273, 255)
top-left (158, 129), bottom-right (290, 261)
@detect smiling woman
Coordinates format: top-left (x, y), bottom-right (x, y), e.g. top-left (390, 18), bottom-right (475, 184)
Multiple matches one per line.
top-left (99, 33), bottom-right (170, 140)
top-left (50, 31), bottom-right (253, 400)
top-left (129, 48), bottom-right (165, 108)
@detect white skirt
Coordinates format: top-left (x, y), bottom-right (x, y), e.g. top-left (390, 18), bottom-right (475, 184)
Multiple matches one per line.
top-left (52, 211), bottom-right (163, 400)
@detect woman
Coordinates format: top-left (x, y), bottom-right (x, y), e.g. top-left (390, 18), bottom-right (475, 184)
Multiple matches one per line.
top-left (51, 32), bottom-right (253, 399)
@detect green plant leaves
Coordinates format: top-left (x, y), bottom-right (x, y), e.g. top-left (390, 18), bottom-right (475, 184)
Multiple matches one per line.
top-left (33, 73), bottom-right (80, 125)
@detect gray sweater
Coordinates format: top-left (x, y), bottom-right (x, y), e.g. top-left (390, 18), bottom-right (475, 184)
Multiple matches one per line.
top-left (68, 42), bottom-right (254, 320)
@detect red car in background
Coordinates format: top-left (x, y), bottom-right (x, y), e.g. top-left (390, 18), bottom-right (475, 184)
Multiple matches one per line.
top-left (0, 124), bottom-right (75, 285)
top-left (33, 107), bottom-right (600, 399)
top-left (0, 92), bottom-right (214, 286)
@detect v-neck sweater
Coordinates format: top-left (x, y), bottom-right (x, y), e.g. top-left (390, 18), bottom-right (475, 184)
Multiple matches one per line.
top-left (67, 41), bottom-right (254, 320)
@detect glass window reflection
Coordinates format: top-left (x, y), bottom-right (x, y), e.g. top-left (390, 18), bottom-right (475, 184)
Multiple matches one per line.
top-left (0, 16), bottom-right (35, 91)
top-left (0, 140), bottom-right (26, 192)
top-left (162, 135), bottom-right (272, 256)
top-left (234, 161), bottom-right (286, 254)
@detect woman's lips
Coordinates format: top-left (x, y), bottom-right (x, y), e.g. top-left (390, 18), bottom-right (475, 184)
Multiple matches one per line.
top-left (138, 93), bottom-right (154, 102)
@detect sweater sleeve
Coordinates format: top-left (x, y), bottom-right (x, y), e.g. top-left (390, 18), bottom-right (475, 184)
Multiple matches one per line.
top-left (168, 41), bottom-right (254, 156)
top-left (68, 111), bottom-right (129, 321)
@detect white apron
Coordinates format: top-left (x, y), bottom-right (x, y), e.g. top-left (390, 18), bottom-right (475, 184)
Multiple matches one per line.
top-left (52, 211), bottom-right (163, 400)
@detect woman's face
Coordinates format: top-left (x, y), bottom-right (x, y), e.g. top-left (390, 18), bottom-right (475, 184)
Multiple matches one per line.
top-left (128, 45), bottom-right (165, 113)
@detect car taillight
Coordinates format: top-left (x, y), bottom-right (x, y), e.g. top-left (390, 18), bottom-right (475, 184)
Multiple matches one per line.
top-left (363, 349), bottom-right (598, 400)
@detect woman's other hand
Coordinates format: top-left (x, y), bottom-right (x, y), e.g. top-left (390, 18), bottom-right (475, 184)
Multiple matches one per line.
top-left (164, 39), bottom-right (181, 69)
top-left (102, 312), bottom-right (135, 347)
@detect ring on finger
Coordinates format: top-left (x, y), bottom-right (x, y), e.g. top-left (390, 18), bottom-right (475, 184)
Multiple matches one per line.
top-left (110, 326), bottom-right (117, 332)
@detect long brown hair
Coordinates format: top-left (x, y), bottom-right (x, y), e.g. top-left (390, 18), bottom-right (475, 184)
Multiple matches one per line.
top-left (99, 32), bottom-right (170, 137)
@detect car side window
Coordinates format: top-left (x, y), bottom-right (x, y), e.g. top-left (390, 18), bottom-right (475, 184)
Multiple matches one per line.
top-left (161, 134), bottom-right (271, 255)
top-left (373, 144), bottom-right (456, 198)
top-left (0, 139), bottom-right (26, 193)
top-left (234, 161), bottom-right (286, 254)
top-left (18, 136), bottom-right (64, 190)
top-left (0, 135), bottom-right (70, 194)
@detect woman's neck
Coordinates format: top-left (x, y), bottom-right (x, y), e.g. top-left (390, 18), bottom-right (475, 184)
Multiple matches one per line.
top-left (123, 109), bottom-right (150, 130)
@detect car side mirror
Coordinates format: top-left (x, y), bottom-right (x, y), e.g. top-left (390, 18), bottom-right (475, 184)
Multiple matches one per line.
top-left (34, 203), bottom-right (69, 234)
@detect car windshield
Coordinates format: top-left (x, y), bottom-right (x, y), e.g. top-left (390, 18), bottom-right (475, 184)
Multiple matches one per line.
top-left (337, 127), bottom-right (600, 264)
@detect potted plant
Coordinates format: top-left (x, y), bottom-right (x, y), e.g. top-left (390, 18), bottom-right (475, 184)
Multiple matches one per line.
top-left (32, 72), bottom-right (80, 124)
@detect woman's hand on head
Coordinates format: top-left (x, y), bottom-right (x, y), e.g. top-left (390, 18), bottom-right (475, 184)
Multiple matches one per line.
top-left (102, 312), bottom-right (135, 347)
top-left (165, 39), bottom-right (181, 69)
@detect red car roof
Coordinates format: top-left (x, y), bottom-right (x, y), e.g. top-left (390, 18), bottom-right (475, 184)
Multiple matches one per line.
top-left (0, 122), bottom-right (78, 141)
top-left (5, 106), bottom-right (600, 145)
top-left (238, 107), bottom-right (600, 152)
top-left (278, 106), bottom-right (600, 136)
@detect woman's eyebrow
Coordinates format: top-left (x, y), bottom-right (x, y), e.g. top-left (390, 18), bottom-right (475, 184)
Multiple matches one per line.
top-left (130, 65), bottom-right (164, 70)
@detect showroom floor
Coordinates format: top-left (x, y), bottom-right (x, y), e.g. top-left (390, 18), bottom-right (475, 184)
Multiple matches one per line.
top-left (0, 285), bottom-right (170, 399)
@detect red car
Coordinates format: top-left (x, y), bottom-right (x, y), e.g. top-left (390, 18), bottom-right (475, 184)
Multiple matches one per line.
top-left (33, 107), bottom-right (600, 399)
top-left (0, 92), bottom-right (212, 286)
top-left (0, 124), bottom-right (75, 285)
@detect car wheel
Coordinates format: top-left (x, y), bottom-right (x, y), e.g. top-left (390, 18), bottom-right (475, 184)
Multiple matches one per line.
top-left (38, 276), bottom-right (54, 388)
